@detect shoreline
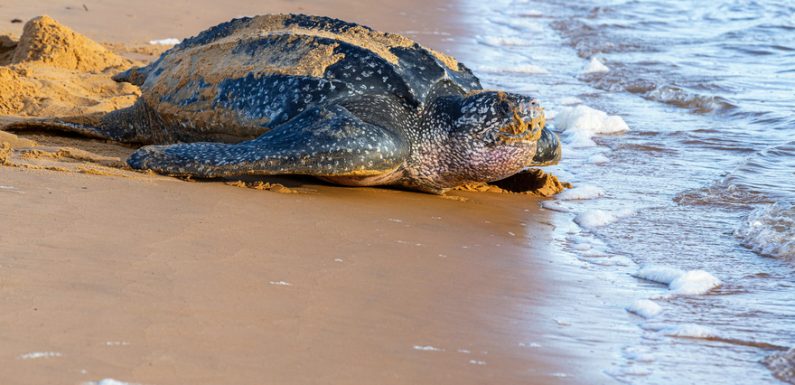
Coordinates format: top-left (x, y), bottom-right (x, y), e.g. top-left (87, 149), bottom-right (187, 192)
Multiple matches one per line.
top-left (1, 1), bottom-right (601, 384)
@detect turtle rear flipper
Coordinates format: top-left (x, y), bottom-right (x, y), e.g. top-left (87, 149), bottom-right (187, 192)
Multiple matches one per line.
top-left (127, 105), bottom-right (409, 180)
top-left (2, 100), bottom-right (165, 144)
top-left (1, 114), bottom-right (118, 141)
top-left (112, 66), bottom-right (151, 86)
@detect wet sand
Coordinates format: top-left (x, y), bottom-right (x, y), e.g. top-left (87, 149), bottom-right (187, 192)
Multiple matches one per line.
top-left (1, 1), bottom-right (592, 384)
top-left (1, 167), bottom-right (584, 385)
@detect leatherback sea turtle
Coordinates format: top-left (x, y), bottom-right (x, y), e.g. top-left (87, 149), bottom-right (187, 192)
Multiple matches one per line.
top-left (46, 14), bottom-right (562, 193)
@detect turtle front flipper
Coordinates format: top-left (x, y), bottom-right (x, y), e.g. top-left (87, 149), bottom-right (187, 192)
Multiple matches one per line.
top-left (127, 105), bottom-right (409, 181)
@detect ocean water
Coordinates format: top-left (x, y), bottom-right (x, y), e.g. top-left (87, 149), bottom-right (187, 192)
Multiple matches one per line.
top-left (442, 0), bottom-right (795, 383)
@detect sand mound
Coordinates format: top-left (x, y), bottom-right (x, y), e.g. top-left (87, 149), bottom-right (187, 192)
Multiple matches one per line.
top-left (11, 16), bottom-right (130, 73)
top-left (0, 16), bottom-right (140, 118)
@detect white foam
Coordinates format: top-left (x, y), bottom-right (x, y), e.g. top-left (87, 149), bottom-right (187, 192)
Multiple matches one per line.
top-left (477, 64), bottom-right (548, 74)
top-left (555, 105), bottom-right (629, 147)
top-left (572, 242), bottom-right (592, 251)
top-left (582, 57), bottom-right (610, 74)
top-left (478, 36), bottom-right (531, 47)
top-left (559, 96), bottom-right (584, 106)
top-left (661, 324), bottom-right (718, 338)
top-left (541, 200), bottom-right (570, 212)
top-left (568, 234), bottom-right (606, 249)
top-left (574, 208), bottom-right (634, 229)
top-left (634, 265), bottom-right (685, 285)
top-left (18, 351), bottom-right (62, 359)
top-left (606, 367), bottom-right (652, 377)
top-left (83, 379), bottom-right (139, 385)
top-left (468, 359), bottom-right (487, 365)
top-left (734, 202), bottom-right (795, 259)
top-left (623, 346), bottom-right (656, 362)
top-left (557, 184), bottom-right (605, 200)
top-left (634, 265), bottom-right (721, 295)
top-left (268, 281), bottom-right (291, 286)
top-left (626, 299), bottom-right (662, 318)
top-left (488, 18), bottom-right (544, 32)
top-left (587, 153), bottom-right (611, 165)
top-left (585, 255), bottom-right (636, 267)
top-left (669, 270), bottom-right (721, 295)
top-left (413, 345), bottom-right (443, 352)
top-left (517, 9), bottom-right (543, 17)
top-left (148, 38), bottom-right (180, 45)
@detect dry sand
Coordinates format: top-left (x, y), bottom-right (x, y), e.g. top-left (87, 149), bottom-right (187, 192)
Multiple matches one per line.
top-left (1, 1), bottom-right (592, 384)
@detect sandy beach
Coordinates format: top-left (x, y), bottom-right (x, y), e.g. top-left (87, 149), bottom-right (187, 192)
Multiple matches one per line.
top-left (0, 1), bottom-right (598, 384)
top-left (1, 166), bottom-right (591, 385)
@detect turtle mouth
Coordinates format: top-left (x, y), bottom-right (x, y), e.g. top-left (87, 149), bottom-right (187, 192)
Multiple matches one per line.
top-left (497, 104), bottom-right (546, 143)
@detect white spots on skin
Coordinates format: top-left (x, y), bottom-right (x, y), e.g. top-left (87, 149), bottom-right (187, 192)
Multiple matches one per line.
top-left (131, 15), bottom-right (538, 193)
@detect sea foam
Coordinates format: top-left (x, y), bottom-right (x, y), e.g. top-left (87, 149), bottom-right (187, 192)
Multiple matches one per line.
top-left (557, 184), bottom-right (605, 200)
top-left (669, 270), bottom-right (722, 295)
top-left (623, 346), bottom-right (656, 362)
top-left (661, 324), bottom-right (718, 338)
top-left (734, 202), bottom-right (795, 260)
top-left (626, 299), bottom-right (662, 318)
top-left (634, 265), bottom-right (685, 285)
top-left (555, 105), bottom-right (629, 147)
top-left (582, 57), bottom-right (610, 74)
top-left (574, 208), bottom-right (634, 229)
top-left (478, 36), bottom-right (531, 47)
top-left (517, 9), bottom-right (543, 17)
top-left (588, 154), bottom-right (610, 165)
top-left (559, 96), bottom-right (584, 105)
top-left (635, 265), bottom-right (721, 295)
top-left (541, 200), bottom-right (570, 212)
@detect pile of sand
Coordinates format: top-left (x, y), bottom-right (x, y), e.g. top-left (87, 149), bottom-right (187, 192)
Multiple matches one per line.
top-left (0, 16), bottom-right (140, 118)
top-left (11, 15), bottom-right (130, 72)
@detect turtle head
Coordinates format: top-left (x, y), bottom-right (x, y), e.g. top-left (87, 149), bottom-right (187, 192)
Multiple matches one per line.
top-left (441, 91), bottom-right (561, 183)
